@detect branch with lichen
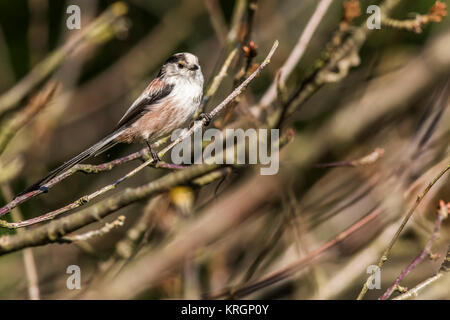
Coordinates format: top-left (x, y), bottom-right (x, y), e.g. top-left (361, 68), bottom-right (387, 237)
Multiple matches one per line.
top-left (381, 1), bottom-right (447, 34)
top-left (0, 163), bottom-right (220, 255)
top-left (0, 125), bottom-right (291, 256)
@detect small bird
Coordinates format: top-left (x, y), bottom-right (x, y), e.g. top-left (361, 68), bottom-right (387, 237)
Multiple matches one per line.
top-left (18, 52), bottom-right (207, 196)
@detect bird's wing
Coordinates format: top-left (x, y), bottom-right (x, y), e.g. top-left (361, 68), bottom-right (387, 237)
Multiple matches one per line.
top-left (116, 78), bottom-right (174, 129)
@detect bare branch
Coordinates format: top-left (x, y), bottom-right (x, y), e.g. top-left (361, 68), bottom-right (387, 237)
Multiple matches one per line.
top-left (256, 0), bottom-right (334, 113)
top-left (61, 216), bottom-right (126, 243)
top-left (393, 246), bottom-right (450, 300)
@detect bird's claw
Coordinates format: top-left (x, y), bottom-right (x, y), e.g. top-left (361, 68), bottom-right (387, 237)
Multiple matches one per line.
top-left (198, 112), bottom-right (212, 126)
top-left (150, 149), bottom-right (161, 163)
top-left (39, 186), bottom-right (49, 193)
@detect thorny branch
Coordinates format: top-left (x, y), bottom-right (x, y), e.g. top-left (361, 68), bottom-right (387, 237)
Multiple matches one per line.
top-left (60, 216), bottom-right (126, 243)
top-left (0, 163), bottom-right (220, 255)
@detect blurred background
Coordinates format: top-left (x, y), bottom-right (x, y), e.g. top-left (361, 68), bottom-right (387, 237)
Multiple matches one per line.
top-left (0, 0), bottom-right (449, 299)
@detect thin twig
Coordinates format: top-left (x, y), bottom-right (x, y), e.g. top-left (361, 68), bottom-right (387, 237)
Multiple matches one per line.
top-left (0, 136), bottom-right (170, 217)
top-left (0, 147), bottom-right (148, 218)
top-left (357, 164), bottom-right (450, 300)
top-left (197, 48), bottom-right (238, 116)
top-left (60, 216), bottom-right (126, 242)
top-left (0, 163), bottom-right (220, 255)
top-left (381, 1), bottom-right (447, 33)
top-left (256, 0), bottom-right (334, 114)
top-left (204, 0), bottom-right (228, 46)
top-left (393, 245), bottom-right (450, 300)
top-left (380, 200), bottom-right (448, 300)
top-left (315, 148), bottom-right (385, 168)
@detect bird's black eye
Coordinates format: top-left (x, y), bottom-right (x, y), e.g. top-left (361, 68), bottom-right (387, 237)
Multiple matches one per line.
top-left (178, 63), bottom-right (184, 69)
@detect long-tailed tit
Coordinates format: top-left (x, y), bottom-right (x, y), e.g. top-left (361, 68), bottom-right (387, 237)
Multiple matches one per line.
top-left (19, 52), bottom-right (207, 196)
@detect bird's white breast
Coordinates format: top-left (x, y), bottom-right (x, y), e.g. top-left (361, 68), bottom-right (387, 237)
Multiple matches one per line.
top-left (168, 78), bottom-right (203, 126)
top-left (137, 78), bottom-right (202, 141)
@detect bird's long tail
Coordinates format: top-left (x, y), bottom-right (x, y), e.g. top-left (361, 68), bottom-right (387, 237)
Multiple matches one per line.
top-left (17, 128), bottom-right (125, 197)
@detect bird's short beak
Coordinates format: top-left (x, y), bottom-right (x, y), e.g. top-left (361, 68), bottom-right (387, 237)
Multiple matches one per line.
top-left (189, 64), bottom-right (199, 71)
